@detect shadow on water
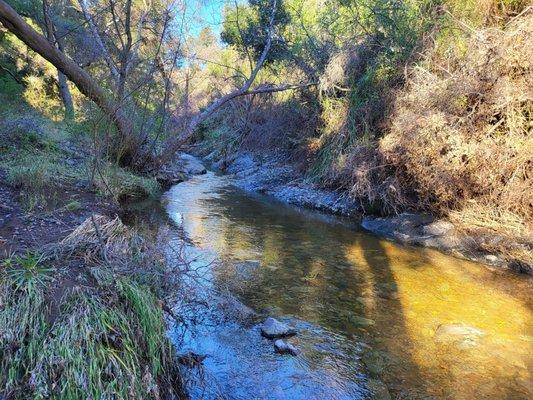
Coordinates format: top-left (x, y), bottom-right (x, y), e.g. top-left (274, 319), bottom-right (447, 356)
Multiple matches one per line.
top-left (158, 172), bottom-right (532, 400)
top-left (193, 185), bottom-right (433, 399)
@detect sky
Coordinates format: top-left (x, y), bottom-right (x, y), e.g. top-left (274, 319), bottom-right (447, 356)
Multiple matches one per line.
top-left (185, 0), bottom-right (226, 38)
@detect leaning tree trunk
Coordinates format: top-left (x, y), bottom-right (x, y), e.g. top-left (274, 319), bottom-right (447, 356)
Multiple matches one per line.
top-left (0, 0), bottom-right (140, 162)
top-left (56, 66), bottom-right (75, 119)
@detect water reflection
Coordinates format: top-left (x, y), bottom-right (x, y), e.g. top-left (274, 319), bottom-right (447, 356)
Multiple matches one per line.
top-left (165, 172), bottom-right (532, 399)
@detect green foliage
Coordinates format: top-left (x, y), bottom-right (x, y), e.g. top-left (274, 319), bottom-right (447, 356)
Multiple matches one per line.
top-left (2, 251), bottom-right (54, 292)
top-left (222, 0), bottom-right (291, 64)
top-left (117, 279), bottom-right (168, 376)
top-left (0, 75), bottom-right (23, 96)
top-left (93, 163), bottom-right (161, 202)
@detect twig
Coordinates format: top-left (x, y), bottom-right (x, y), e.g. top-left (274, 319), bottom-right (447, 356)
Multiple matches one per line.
top-left (91, 214), bottom-right (109, 263)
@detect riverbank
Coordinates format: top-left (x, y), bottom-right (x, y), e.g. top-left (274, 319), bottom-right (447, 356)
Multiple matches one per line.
top-left (0, 111), bottom-right (186, 399)
top-left (192, 149), bottom-right (532, 275)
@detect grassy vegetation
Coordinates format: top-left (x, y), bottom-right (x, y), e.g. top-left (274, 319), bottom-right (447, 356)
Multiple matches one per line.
top-left (92, 163), bottom-right (161, 202)
top-left (0, 100), bottom-right (161, 209)
top-left (0, 94), bottom-right (176, 398)
top-left (0, 217), bottom-right (184, 399)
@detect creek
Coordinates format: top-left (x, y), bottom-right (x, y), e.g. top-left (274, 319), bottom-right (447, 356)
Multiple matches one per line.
top-left (152, 171), bottom-right (532, 399)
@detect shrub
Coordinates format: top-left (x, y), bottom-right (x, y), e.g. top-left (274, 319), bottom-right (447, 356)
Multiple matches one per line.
top-left (92, 163), bottom-right (161, 202)
top-left (380, 10), bottom-right (532, 238)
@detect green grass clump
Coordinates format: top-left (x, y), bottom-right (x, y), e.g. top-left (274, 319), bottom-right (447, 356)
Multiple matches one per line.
top-left (94, 163), bottom-right (161, 202)
top-left (0, 114), bottom-right (83, 197)
top-left (3, 152), bottom-right (77, 191)
top-left (0, 266), bottom-right (182, 399)
top-left (2, 251), bottom-right (54, 292)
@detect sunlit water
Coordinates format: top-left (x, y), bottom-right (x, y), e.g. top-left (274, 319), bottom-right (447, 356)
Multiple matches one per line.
top-left (162, 171), bottom-right (532, 400)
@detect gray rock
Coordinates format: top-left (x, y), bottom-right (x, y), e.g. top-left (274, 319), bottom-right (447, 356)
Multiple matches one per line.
top-left (484, 254), bottom-right (499, 263)
top-left (509, 259), bottom-right (533, 275)
top-left (422, 220), bottom-right (455, 236)
top-left (178, 153), bottom-right (207, 175)
top-left (223, 152), bottom-right (360, 216)
top-left (274, 339), bottom-right (301, 356)
top-left (261, 317), bottom-right (296, 339)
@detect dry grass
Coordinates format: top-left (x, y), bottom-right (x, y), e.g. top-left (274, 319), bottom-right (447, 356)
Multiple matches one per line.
top-left (380, 10), bottom-right (532, 238)
top-left (312, 7), bottom-right (532, 263)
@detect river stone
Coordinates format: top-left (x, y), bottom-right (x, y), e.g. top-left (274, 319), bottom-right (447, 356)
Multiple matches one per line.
top-left (435, 324), bottom-right (485, 343)
top-left (367, 379), bottom-right (392, 400)
top-left (274, 339), bottom-right (301, 356)
top-left (178, 153), bottom-right (207, 175)
top-left (261, 317), bottom-right (296, 339)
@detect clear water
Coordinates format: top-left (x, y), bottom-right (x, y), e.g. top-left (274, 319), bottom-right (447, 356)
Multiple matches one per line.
top-left (163, 172), bottom-right (532, 400)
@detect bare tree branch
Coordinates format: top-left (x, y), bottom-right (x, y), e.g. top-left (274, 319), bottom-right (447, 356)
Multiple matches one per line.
top-left (157, 0), bottom-right (281, 166)
top-left (78, 0), bottom-right (120, 85)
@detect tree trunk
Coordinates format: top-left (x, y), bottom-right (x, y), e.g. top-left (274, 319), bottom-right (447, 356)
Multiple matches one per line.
top-left (57, 70), bottom-right (74, 119)
top-left (43, 0), bottom-right (74, 119)
top-left (0, 0), bottom-right (136, 152)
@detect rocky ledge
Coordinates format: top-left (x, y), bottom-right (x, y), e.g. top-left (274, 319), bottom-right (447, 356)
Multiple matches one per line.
top-left (362, 213), bottom-right (532, 275)
top-left (208, 152), bottom-right (359, 217)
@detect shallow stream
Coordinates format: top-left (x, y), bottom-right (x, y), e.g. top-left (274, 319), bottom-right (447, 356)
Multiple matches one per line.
top-left (159, 171), bottom-right (531, 400)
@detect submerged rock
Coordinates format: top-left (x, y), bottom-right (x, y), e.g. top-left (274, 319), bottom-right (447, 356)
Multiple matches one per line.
top-left (434, 324), bottom-right (485, 346)
top-left (274, 339), bottom-right (301, 356)
top-left (216, 293), bottom-right (257, 323)
top-left (261, 317), bottom-right (297, 339)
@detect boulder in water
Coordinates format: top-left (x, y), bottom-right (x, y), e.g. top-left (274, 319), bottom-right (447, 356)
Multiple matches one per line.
top-left (261, 317), bottom-right (296, 339)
